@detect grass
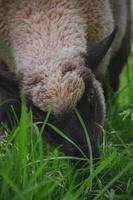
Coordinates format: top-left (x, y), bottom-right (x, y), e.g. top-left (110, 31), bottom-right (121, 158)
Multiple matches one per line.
top-left (0, 52), bottom-right (133, 200)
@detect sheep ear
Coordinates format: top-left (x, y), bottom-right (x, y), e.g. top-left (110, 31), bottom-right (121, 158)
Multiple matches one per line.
top-left (86, 27), bottom-right (117, 70)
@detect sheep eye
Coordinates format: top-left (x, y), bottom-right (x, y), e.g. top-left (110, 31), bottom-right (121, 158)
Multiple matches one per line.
top-left (88, 89), bottom-right (95, 102)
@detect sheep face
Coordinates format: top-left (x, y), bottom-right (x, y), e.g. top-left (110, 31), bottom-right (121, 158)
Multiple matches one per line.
top-left (23, 67), bottom-right (105, 160)
top-left (17, 65), bottom-right (104, 163)
top-left (41, 76), bottom-right (105, 161)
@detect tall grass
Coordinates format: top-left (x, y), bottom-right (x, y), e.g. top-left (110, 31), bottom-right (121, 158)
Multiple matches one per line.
top-left (0, 53), bottom-right (133, 199)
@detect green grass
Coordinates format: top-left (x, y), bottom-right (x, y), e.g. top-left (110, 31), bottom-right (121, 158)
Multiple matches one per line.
top-left (0, 53), bottom-right (133, 200)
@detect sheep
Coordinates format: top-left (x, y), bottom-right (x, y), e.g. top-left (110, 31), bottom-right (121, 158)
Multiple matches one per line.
top-left (0, 0), bottom-right (132, 162)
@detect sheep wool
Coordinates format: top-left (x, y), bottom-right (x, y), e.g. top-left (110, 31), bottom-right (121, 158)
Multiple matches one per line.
top-left (0, 0), bottom-right (131, 114)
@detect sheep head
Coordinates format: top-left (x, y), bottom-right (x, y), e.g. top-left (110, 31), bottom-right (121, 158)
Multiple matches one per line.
top-left (17, 29), bottom-right (116, 162)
